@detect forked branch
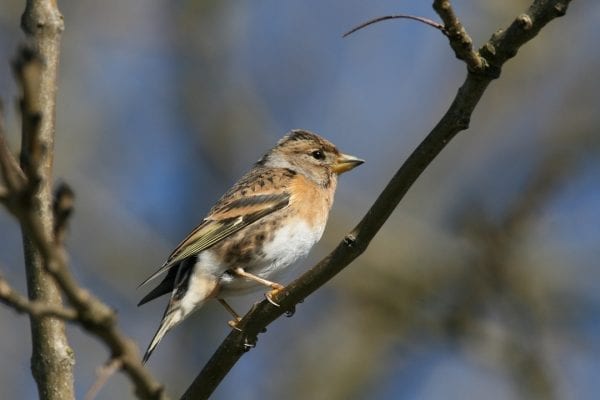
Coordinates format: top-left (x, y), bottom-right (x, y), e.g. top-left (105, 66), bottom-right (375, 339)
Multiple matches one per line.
top-left (181, 0), bottom-right (573, 398)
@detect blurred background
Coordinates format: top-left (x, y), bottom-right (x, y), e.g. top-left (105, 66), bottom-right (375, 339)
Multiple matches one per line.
top-left (1, 1), bottom-right (599, 399)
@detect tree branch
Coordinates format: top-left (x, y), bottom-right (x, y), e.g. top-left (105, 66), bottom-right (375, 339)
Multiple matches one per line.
top-left (0, 4), bottom-right (169, 399)
top-left (432, 0), bottom-right (485, 71)
top-left (15, 206), bottom-right (168, 399)
top-left (181, 0), bottom-right (573, 398)
top-left (16, 1), bottom-right (76, 398)
top-left (0, 272), bottom-right (78, 320)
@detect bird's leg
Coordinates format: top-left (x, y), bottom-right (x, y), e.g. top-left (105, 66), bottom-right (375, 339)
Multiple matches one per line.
top-left (218, 298), bottom-right (243, 331)
top-left (232, 267), bottom-right (284, 290)
top-left (232, 267), bottom-right (284, 307)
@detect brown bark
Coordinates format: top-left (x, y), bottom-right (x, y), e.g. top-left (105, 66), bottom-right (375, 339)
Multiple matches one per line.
top-left (18, 1), bottom-right (75, 399)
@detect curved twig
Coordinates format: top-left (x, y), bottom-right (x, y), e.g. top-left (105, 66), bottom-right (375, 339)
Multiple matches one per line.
top-left (343, 14), bottom-right (447, 38)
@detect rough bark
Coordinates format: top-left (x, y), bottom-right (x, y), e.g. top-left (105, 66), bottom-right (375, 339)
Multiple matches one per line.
top-left (18, 1), bottom-right (75, 399)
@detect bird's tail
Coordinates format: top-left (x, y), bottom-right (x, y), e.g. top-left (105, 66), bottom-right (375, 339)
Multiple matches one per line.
top-left (142, 305), bottom-right (185, 364)
top-left (142, 267), bottom-right (219, 363)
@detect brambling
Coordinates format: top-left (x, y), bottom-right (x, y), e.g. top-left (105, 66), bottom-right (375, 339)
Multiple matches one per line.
top-left (138, 129), bottom-right (363, 362)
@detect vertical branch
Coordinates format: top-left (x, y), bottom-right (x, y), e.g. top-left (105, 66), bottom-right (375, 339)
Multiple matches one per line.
top-left (17, 1), bottom-right (74, 399)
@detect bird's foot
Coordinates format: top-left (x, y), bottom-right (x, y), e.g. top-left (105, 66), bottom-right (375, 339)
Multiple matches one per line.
top-left (265, 284), bottom-right (285, 307)
top-left (228, 317), bottom-right (243, 332)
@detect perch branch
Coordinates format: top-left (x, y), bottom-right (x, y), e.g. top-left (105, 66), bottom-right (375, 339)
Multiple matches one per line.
top-left (432, 0), bottom-right (485, 71)
top-left (181, 0), bottom-right (573, 398)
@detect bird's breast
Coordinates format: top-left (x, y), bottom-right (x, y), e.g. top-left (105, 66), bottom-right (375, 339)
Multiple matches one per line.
top-left (215, 174), bottom-right (335, 296)
top-left (216, 214), bottom-right (326, 296)
top-left (259, 216), bottom-right (325, 274)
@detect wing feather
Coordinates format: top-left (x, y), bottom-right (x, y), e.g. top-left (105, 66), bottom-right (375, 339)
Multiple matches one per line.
top-left (138, 193), bottom-right (289, 287)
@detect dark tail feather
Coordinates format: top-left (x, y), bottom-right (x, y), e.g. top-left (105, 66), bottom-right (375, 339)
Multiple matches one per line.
top-left (138, 278), bottom-right (173, 306)
top-left (137, 268), bottom-right (178, 306)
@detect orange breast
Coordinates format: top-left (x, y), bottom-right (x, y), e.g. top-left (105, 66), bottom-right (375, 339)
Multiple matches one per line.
top-left (288, 173), bottom-right (337, 229)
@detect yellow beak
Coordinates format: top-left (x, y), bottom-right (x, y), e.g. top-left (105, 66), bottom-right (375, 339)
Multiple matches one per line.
top-left (332, 153), bottom-right (365, 174)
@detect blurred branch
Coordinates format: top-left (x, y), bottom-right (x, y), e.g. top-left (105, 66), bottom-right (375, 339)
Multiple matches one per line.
top-left (17, 1), bottom-right (75, 398)
top-left (0, 272), bottom-right (78, 320)
top-left (52, 182), bottom-right (74, 246)
top-left (1, 57), bottom-right (168, 398)
top-left (7, 189), bottom-right (168, 399)
top-left (181, 0), bottom-right (573, 398)
top-left (0, 2), bottom-right (169, 399)
top-left (470, 137), bottom-right (587, 399)
top-left (85, 358), bottom-right (124, 400)
top-left (0, 106), bottom-right (27, 203)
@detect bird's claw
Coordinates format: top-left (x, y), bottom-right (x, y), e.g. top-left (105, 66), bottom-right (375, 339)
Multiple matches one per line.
top-left (228, 317), bottom-right (243, 331)
top-left (265, 286), bottom-right (284, 307)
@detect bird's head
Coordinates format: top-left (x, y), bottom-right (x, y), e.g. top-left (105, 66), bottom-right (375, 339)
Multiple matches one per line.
top-left (259, 129), bottom-right (364, 187)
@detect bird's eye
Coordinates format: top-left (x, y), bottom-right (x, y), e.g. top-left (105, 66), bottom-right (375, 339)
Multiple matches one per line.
top-left (311, 150), bottom-right (325, 160)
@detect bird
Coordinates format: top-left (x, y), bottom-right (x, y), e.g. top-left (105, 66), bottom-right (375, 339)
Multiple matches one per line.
top-left (138, 129), bottom-right (364, 363)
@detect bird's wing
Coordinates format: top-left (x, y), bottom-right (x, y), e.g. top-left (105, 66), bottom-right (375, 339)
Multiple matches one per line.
top-left (138, 193), bottom-right (290, 288)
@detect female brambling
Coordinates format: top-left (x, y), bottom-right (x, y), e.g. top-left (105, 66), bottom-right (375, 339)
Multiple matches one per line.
top-left (138, 129), bottom-right (363, 362)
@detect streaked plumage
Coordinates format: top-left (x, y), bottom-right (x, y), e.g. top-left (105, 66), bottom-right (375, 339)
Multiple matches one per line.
top-left (139, 129), bottom-right (363, 362)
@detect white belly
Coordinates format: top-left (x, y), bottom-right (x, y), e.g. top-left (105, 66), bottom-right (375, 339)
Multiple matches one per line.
top-left (261, 219), bottom-right (323, 275)
top-left (219, 219), bottom-right (324, 296)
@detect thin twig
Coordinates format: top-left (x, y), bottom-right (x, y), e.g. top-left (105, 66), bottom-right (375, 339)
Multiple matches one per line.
top-left (343, 14), bottom-right (446, 38)
top-left (0, 272), bottom-right (78, 320)
top-left (85, 358), bottom-right (124, 400)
